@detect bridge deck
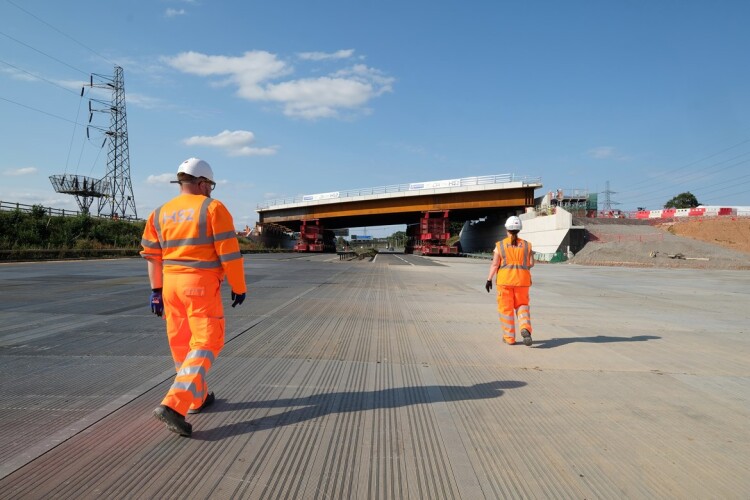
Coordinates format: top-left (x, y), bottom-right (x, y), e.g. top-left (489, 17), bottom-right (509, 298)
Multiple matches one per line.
top-left (256, 175), bottom-right (542, 229)
top-left (0, 255), bottom-right (748, 498)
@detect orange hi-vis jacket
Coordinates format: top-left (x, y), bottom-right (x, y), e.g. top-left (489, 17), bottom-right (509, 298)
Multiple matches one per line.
top-left (495, 236), bottom-right (533, 287)
top-left (140, 194), bottom-right (246, 293)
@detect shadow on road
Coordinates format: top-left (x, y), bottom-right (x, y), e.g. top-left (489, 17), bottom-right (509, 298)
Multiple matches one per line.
top-left (193, 380), bottom-right (525, 440)
top-left (534, 335), bottom-right (660, 349)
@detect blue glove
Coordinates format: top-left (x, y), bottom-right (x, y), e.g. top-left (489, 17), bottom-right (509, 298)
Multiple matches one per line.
top-left (231, 291), bottom-right (246, 308)
top-left (150, 288), bottom-right (163, 317)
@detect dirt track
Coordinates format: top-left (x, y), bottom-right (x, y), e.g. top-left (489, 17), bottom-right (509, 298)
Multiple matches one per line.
top-left (569, 217), bottom-right (750, 270)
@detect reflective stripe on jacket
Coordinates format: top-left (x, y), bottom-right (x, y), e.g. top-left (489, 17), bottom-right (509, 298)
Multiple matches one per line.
top-left (495, 237), bottom-right (533, 287)
top-left (140, 194), bottom-right (247, 293)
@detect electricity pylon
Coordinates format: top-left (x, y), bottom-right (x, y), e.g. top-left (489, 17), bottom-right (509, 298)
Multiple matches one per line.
top-left (50, 65), bottom-right (137, 219)
top-left (601, 180), bottom-right (620, 212)
top-left (91, 65), bottom-right (137, 219)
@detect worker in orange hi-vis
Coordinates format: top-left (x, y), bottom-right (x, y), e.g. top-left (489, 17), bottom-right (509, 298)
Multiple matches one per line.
top-left (141, 158), bottom-right (247, 437)
top-left (485, 216), bottom-right (535, 346)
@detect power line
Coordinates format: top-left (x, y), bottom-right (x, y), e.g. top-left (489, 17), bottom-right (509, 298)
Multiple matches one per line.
top-left (615, 137), bottom-right (750, 196)
top-left (693, 168), bottom-right (750, 193)
top-left (616, 154), bottom-right (750, 206)
top-left (5, 0), bottom-right (116, 67)
top-left (0, 95), bottom-right (82, 125)
top-left (64, 94), bottom-right (85, 176)
top-left (618, 164), bottom-right (748, 204)
top-left (0, 29), bottom-right (88, 76)
top-left (0, 58), bottom-right (80, 96)
top-left (701, 186), bottom-right (750, 203)
top-left (618, 151), bottom-right (750, 201)
top-left (696, 176), bottom-right (750, 198)
top-left (664, 137), bottom-right (750, 173)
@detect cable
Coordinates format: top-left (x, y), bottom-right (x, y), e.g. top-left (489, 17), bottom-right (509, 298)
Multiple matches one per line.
top-left (88, 140), bottom-right (105, 177)
top-left (0, 29), bottom-right (88, 76)
top-left (74, 132), bottom-right (86, 176)
top-left (0, 58), bottom-right (80, 96)
top-left (5, 0), bottom-right (116, 67)
top-left (701, 187), bottom-right (750, 204)
top-left (617, 152), bottom-right (750, 203)
top-left (64, 94), bottom-right (85, 176)
top-left (617, 163), bottom-right (750, 207)
top-left (0, 95), bottom-right (82, 125)
top-left (616, 154), bottom-right (750, 207)
top-left (609, 136), bottom-right (750, 210)
top-left (696, 177), bottom-right (750, 198)
top-left (617, 137), bottom-right (750, 193)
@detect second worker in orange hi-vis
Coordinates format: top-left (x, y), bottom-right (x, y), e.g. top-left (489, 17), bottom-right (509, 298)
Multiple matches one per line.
top-left (141, 158), bottom-right (247, 437)
top-left (485, 215), bottom-right (535, 347)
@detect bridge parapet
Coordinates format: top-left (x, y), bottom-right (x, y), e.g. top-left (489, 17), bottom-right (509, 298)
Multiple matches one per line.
top-left (257, 173), bottom-right (541, 210)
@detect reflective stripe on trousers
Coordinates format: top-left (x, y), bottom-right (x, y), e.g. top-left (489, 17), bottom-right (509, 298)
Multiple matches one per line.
top-left (161, 271), bottom-right (225, 416)
top-left (497, 286), bottom-right (532, 338)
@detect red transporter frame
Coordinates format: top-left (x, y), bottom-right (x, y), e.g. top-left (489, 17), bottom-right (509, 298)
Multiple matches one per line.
top-left (406, 210), bottom-right (459, 256)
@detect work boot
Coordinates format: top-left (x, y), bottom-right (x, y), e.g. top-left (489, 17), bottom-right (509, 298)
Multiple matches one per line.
top-left (153, 405), bottom-right (192, 437)
top-left (521, 329), bottom-right (532, 347)
top-left (502, 335), bottom-right (516, 345)
top-left (188, 392), bottom-right (215, 414)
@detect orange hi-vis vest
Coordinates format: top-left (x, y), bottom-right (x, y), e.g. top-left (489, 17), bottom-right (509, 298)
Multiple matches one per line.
top-left (141, 194), bottom-right (247, 294)
top-left (495, 236), bottom-right (533, 287)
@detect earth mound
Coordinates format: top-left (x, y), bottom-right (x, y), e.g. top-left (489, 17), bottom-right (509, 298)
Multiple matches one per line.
top-left (568, 217), bottom-right (750, 269)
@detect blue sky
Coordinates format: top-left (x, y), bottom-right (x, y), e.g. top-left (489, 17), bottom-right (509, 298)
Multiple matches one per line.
top-left (1, 0), bottom-right (749, 235)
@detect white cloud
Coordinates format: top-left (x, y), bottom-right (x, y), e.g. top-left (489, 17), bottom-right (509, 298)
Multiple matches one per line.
top-left (0, 68), bottom-right (87, 92)
top-left (57, 79), bottom-right (88, 91)
top-left (163, 50), bottom-right (393, 119)
top-left (0, 67), bottom-right (39, 82)
top-left (332, 64), bottom-right (393, 91)
top-left (229, 146), bottom-right (278, 157)
top-left (5, 167), bottom-right (38, 176)
top-left (297, 49), bottom-right (355, 61)
top-left (587, 146), bottom-right (615, 159)
top-left (183, 130), bottom-right (278, 157)
top-left (126, 93), bottom-right (168, 110)
top-left (185, 130), bottom-right (256, 148)
top-left (265, 77), bottom-right (374, 119)
top-left (165, 8), bottom-right (186, 18)
top-left (146, 173), bottom-right (175, 184)
top-left (586, 146), bottom-right (629, 160)
top-left (165, 51), bottom-right (289, 87)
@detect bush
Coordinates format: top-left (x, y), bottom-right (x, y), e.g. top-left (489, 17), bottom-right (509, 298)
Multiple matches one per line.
top-left (0, 210), bottom-right (145, 251)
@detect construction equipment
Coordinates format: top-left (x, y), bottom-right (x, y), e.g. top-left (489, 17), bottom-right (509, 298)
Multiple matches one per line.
top-left (406, 210), bottom-right (459, 256)
top-left (649, 250), bottom-right (709, 261)
top-left (294, 219), bottom-right (334, 252)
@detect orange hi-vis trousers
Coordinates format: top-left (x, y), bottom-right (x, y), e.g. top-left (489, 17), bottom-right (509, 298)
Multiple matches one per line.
top-left (161, 272), bottom-right (225, 416)
top-left (497, 286), bottom-right (532, 342)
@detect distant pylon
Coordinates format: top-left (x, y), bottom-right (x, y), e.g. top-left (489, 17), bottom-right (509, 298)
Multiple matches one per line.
top-left (89, 66), bottom-right (137, 219)
top-left (600, 180), bottom-right (619, 211)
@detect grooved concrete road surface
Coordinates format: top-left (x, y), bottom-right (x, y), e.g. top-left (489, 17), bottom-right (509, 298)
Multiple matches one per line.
top-left (0, 253), bottom-right (748, 499)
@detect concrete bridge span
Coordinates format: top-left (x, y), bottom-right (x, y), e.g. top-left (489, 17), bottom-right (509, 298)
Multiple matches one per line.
top-left (256, 174), bottom-right (542, 231)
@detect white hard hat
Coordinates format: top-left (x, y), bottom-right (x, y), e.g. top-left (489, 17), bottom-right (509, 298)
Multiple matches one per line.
top-left (505, 216), bottom-right (522, 231)
top-left (177, 158), bottom-right (214, 181)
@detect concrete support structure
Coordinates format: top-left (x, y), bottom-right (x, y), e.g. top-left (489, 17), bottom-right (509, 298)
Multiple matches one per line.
top-left (460, 207), bottom-right (585, 256)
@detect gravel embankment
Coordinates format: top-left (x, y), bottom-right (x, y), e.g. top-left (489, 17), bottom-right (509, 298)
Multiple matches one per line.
top-left (569, 219), bottom-right (750, 269)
